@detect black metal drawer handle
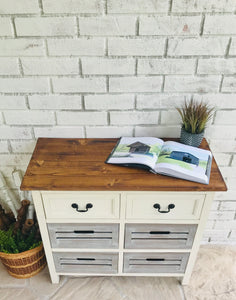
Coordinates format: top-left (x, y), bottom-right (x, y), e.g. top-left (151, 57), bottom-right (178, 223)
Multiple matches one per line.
top-left (74, 230), bottom-right (94, 234)
top-left (146, 258), bottom-right (165, 261)
top-left (149, 231), bottom-right (170, 235)
top-left (71, 203), bottom-right (93, 212)
top-left (153, 203), bottom-right (175, 213)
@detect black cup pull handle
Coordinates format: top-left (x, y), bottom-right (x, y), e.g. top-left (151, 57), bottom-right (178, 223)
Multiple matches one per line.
top-left (71, 203), bottom-right (93, 213)
top-left (153, 203), bottom-right (175, 213)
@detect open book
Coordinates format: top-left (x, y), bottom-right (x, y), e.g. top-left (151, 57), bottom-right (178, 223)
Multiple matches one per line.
top-left (106, 137), bottom-right (212, 184)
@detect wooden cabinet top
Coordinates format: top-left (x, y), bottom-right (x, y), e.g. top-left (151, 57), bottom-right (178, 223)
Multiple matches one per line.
top-left (21, 138), bottom-right (227, 192)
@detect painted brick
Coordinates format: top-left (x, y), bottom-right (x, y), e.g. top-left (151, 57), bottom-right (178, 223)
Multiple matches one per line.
top-left (172, 0), bottom-right (236, 13)
top-left (215, 191), bottom-right (236, 201)
top-left (208, 211), bottom-right (235, 220)
top-left (165, 76), bottom-right (220, 92)
top-left (137, 94), bottom-right (191, 109)
top-left (204, 230), bottom-right (229, 243)
top-left (0, 154), bottom-right (31, 166)
top-left (220, 201), bottom-right (236, 211)
top-left (86, 126), bottom-right (133, 138)
top-left (110, 111), bottom-right (159, 125)
top-left (161, 110), bottom-right (181, 125)
top-left (108, 38), bottom-right (165, 56)
top-left (168, 38), bottom-right (228, 56)
top-left (79, 16), bottom-right (136, 36)
top-left (84, 95), bottom-right (135, 110)
top-left (82, 58), bottom-right (135, 75)
top-left (21, 58), bottom-right (79, 75)
top-left (15, 17), bottom-right (76, 37)
top-left (232, 156), bottom-right (236, 167)
top-left (213, 153), bottom-right (231, 167)
top-left (0, 18), bottom-right (13, 36)
top-left (0, 78), bottom-right (49, 93)
top-left (11, 141), bottom-right (36, 153)
top-left (0, 96), bottom-right (27, 109)
top-left (198, 59), bottom-right (236, 75)
top-left (107, 0), bottom-right (168, 13)
top-left (0, 126), bottom-right (32, 139)
top-left (222, 77), bottom-right (236, 92)
top-left (0, 0), bottom-right (39, 14)
top-left (140, 16), bottom-right (201, 36)
top-left (42, 0), bottom-right (102, 13)
top-left (135, 126), bottom-right (180, 138)
top-left (226, 177), bottom-right (236, 191)
top-left (47, 38), bottom-right (105, 56)
top-left (220, 167), bottom-right (236, 179)
top-left (204, 15), bottom-right (236, 35)
top-left (57, 112), bottom-right (107, 125)
top-left (214, 220), bottom-right (236, 230)
top-left (205, 126), bottom-right (236, 140)
top-left (0, 58), bottom-right (20, 75)
top-left (52, 77), bottom-right (106, 93)
top-left (109, 76), bottom-right (162, 93)
top-left (28, 95), bottom-right (82, 110)
top-left (138, 59), bottom-right (195, 75)
top-left (229, 38), bottom-right (236, 56)
top-left (34, 127), bottom-right (84, 138)
top-left (0, 39), bottom-right (44, 56)
top-left (0, 141), bottom-right (9, 153)
top-left (193, 94), bottom-right (236, 109)
top-left (214, 111), bottom-right (236, 125)
top-left (4, 111), bottom-right (55, 125)
top-left (209, 139), bottom-right (236, 153)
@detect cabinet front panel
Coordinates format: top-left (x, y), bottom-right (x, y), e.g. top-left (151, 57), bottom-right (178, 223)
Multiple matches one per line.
top-left (42, 192), bottom-right (120, 219)
top-left (53, 252), bottom-right (118, 274)
top-left (48, 223), bottom-right (119, 249)
top-left (125, 224), bottom-right (197, 249)
top-left (126, 193), bottom-right (205, 220)
top-left (123, 252), bottom-right (189, 274)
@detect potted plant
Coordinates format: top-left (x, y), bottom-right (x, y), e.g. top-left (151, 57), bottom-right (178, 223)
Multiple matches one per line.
top-left (0, 200), bottom-right (46, 279)
top-left (176, 99), bottom-right (214, 147)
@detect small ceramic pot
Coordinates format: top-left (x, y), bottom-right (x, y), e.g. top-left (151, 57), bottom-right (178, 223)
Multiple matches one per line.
top-left (180, 127), bottom-right (204, 147)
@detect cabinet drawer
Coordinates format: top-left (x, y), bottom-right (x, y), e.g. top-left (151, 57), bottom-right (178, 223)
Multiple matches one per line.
top-left (125, 224), bottom-right (197, 249)
top-left (53, 252), bottom-right (118, 274)
top-left (123, 252), bottom-right (189, 274)
top-left (48, 223), bottom-right (119, 249)
top-left (42, 192), bottom-right (120, 219)
top-left (126, 193), bottom-right (205, 220)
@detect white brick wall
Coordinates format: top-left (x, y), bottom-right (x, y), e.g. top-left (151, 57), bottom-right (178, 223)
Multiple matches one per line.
top-left (0, 0), bottom-right (235, 245)
top-left (0, 18), bottom-right (13, 36)
top-left (139, 16), bottom-right (201, 36)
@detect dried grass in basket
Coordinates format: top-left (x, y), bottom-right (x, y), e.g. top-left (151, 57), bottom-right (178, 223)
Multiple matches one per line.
top-left (0, 243), bottom-right (46, 278)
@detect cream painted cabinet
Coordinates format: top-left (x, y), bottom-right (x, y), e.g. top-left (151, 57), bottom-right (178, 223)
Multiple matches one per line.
top-left (33, 190), bottom-right (215, 284)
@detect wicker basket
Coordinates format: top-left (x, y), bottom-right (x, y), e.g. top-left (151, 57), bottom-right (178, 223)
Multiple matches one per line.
top-left (0, 243), bottom-right (46, 279)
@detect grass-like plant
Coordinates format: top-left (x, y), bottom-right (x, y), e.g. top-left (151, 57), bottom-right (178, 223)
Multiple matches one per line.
top-left (0, 225), bottom-right (41, 254)
top-left (176, 99), bottom-right (214, 134)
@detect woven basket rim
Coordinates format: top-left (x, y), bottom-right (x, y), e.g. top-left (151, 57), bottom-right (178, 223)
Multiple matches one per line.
top-left (0, 243), bottom-right (43, 259)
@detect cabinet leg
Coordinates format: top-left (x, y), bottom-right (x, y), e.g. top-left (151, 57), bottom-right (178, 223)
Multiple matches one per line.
top-left (181, 275), bottom-right (190, 285)
top-left (50, 273), bottom-right (60, 284)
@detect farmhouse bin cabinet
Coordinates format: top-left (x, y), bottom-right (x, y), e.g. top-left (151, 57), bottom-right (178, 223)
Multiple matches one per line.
top-left (21, 138), bottom-right (227, 284)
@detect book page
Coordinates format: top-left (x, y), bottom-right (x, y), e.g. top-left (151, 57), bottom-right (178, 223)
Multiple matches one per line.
top-left (106, 137), bottom-right (164, 170)
top-left (154, 141), bottom-right (212, 182)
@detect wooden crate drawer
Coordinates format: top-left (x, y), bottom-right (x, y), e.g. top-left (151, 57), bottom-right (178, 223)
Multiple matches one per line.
top-left (123, 252), bottom-right (189, 274)
top-left (53, 252), bottom-right (118, 274)
top-left (125, 224), bottom-right (197, 249)
top-left (48, 223), bottom-right (119, 249)
top-left (126, 193), bottom-right (205, 220)
top-left (42, 192), bottom-right (120, 219)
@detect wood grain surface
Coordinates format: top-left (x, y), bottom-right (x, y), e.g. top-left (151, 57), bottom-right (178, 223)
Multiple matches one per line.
top-left (21, 138), bottom-right (227, 191)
